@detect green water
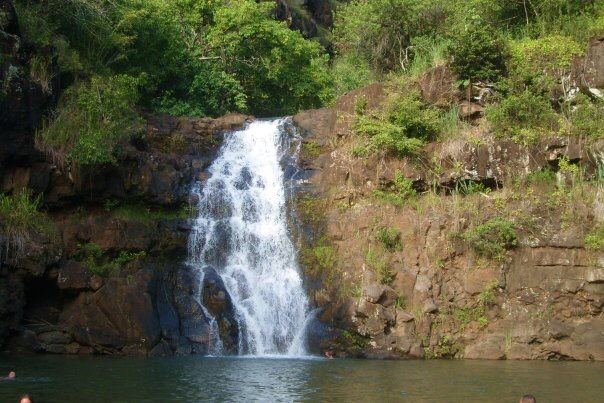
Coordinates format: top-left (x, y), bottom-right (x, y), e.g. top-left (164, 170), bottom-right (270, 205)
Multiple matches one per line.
top-left (1, 355), bottom-right (603, 402)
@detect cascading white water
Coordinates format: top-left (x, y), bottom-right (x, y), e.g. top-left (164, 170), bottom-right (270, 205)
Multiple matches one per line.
top-left (188, 119), bottom-right (309, 356)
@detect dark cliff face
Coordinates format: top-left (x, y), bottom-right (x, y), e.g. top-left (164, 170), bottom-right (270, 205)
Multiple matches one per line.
top-left (0, 5), bottom-right (252, 355)
top-left (0, 0), bottom-right (57, 171)
top-left (0, 111), bottom-right (251, 356)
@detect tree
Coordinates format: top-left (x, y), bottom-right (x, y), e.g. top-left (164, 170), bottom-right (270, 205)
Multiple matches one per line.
top-left (207, 0), bottom-right (332, 116)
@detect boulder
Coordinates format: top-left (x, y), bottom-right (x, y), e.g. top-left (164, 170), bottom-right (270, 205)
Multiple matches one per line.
top-left (59, 276), bottom-right (160, 352)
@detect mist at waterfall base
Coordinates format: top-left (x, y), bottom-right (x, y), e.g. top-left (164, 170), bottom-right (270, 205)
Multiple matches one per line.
top-left (188, 119), bottom-right (310, 357)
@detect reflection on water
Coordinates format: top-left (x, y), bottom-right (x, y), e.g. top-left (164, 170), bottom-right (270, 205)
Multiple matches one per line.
top-left (1, 355), bottom-right (603, 402)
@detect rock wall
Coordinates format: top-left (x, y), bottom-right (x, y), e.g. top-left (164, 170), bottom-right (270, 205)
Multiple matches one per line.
top-left (293, 75), bottom-right (604, 361)
top-left (0, 111), bottom-right (251, 356)
top-left (0, 0), bottom-right (56, 172)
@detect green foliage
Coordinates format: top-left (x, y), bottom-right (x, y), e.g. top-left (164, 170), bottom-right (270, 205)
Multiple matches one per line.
top-left (464, 218), bottom-right (518, 260)
top-left (510, 35), bottom-right (583, 76)
top-left (333, 0), bottom-right (447, 74)
top-left (395, 295), bottom-right (407, 310)
top-left (376, 226), bottom-right (402, 252)
top-left (485, 90), bottom-right (558, 142)
top-left (337, 330), bottom-right (367, 353)
top-left (354, 96), bottom-right (368, 115)
top-left (15, 0), bottom-right (333, 118)
top-left (296, 196), bottom-right (328, 228)
top-left (372, 170), bottom-right (417, 206)
top-left (585, 224), bottom-right (604, 251)
top-left (332, 53), bottom-right (376, 96)
top-left (107, 202), bottom-right (191, 225)
top-left (207, 0), bottom-right (333, 115)
top-left (454, 280), bottom-right (498, 330)
top-left (393, 171), bottom-right (417, 198)
top-left (507, 35), bottom-right (584, 94)
top-left (567, 95), bottom-right (604, 139)
top-left (301, 141), bottom-right (323, 159)
top-left (38, 75), bottom-right (143, 166)
top-left (525, 168), bottom-right (557, 185)
top-left (365, 248), bottom-right (394, 286)
top-left (300, 242), bottom-right (340, 292)
top-left (75, 242), bottom-right (146, 277)
top-left (0, 189), bottom-right (53, 262)
top-left (351, 144), bottom-right (372, 158)
top-left (354, 90), bottom-right (439, 157)
top-left (449, 22), bottom-right (506, 82)
top-left (478, 280), bottom-right (498, 305)
top-left (453, 180), bottom-right (490, 196)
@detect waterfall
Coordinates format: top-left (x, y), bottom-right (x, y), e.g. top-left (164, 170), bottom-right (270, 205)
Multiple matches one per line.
top-left (188, 118), bottom-right (310, 356)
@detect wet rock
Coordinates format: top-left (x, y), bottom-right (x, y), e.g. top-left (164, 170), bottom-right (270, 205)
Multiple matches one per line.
top-left (464, 336), bottom-right (505, 360)
top-left (57, 261), bottom-right (90, 291)
top-left (59, 276), bottom-right (160, 352)
top-left (38, 331), bottom-right (72, 345)
top-left (201, 266), bottom-right (239, 353)
top-left (149, 341), bottom-right (172, 357)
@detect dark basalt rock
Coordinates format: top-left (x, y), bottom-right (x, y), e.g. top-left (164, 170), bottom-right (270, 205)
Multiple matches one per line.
top-left (0, 0), bottom-right (56, 172)
top-left (201, 266), bottom-right (240, 354)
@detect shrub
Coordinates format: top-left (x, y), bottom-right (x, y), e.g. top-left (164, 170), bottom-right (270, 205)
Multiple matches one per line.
top-left (372, 170), bottom-right (417, 206)
top-left (301, 141), bottom-right (323, 159)
top-left (464, 218), bottom-right (517, 260)
top-left (585, 224), bottom-right (604, 252)
top-left (568, 95), bottom-right (604, 139)
top-left (207, 0), bottom-right (333, 115)
top-left (449, 22), bottom-right (506, 82)
top-left (333, 0), bottom-right (448, 74)
top-left (38, 75), bottom-right (144, 167)
top-left (0, 189), bottom-right (52, 263)
top-left (365, 249), bottom-right (394, 286)
top-left (75, 242), bottom-right (146, 277)
top-left (354, 90), bottom-right (439, 157)
top-left (485, 90), bottom-right (558, 142)
top-left (376, 226), bottom-right (402, 252)
top-left (332, 53), bottom-right (376, 96)
top-left (507, 35), bottom-right (584, 95)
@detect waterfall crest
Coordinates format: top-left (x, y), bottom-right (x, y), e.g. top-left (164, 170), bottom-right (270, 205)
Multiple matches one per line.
top-left (188, 119), bottom-right (309, 356)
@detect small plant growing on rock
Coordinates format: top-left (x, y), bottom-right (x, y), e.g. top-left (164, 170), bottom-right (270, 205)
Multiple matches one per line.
top-left (365, 248), bottom-right (394, 286)
top-left (354, 96), bottom-right (368, 115)
top-left (395, 295), bottom-right (407, 310)
top-left (75, 242), bottom-right (146, 277)
top-left (464, 218), bottom-right (517, 261)
top-left (585, 224), bottom-right (604, 252)
top-left (301, 140), bottom-right (323, 159)
top-left (0, 189), bottom-right (53, 264)
top-left (376, 226), bottom-right (402, 252)
top-left (478, 280), bottom-right (498, 306)
top-left (485, 90), bottom-right (558, 144)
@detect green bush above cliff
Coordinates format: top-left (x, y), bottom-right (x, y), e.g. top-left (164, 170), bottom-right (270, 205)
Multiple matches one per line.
top-left (37, 75), bottom-right (143, 167)
top-left (15, 0), bottom-right (333, 117)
